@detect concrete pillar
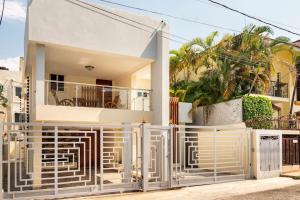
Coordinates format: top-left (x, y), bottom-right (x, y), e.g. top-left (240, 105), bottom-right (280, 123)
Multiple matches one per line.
top-left (151, 30), bottom-right (169, 126)
top-left (35, 44), bottom-right (46, 106)
top-left (122, 123), bottom-right (132, 183)
top-left (30, 44), bottom-right (45, 188)
top-left (31, 126), bottom-right (42, 189)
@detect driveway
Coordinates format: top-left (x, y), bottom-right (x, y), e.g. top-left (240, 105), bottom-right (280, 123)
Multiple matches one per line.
top-left (68, 177), bottom-right (300, 200)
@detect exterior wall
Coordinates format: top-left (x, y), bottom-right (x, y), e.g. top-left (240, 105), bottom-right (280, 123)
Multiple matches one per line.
top-left (178, 102), bottom-right (192, 123)
top-left (35, 105), bottom-right (152, 124)
top-left (0, 62), bottom-right (25, 123)
top-left (193, 99), bottom-right (243, 126)
top-left (27, 0), bottom-right (165, 60)
top-left (270, 49), bottom-right (298, 116)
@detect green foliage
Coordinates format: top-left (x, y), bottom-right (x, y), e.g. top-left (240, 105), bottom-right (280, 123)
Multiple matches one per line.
top-left (0, 84), bottom-right (8, 108)
top-left (170, 24), bottom-right (297, 111)
top-left (242, 96), bottom-right (273, 129)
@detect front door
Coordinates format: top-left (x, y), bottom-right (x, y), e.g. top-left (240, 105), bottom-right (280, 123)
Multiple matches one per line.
top-left (96, 79), bottom-right (112, 107)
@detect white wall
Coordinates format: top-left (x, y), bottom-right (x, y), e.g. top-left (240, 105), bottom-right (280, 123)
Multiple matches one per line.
top-left (27, 0), bottom-right (166, 60)
top-left (193, 99), bottom-right (243, 126)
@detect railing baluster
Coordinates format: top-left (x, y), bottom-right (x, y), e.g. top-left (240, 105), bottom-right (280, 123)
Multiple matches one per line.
top-left (75, 84), bottom-right (78, 107)
top-left (54, 126), bottom-right (58, 197)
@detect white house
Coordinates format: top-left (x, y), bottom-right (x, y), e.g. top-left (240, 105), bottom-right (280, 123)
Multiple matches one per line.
top-left (0, 60), bottom-right (25, 123)
top-left (24, 0), bottom-right (169, 125)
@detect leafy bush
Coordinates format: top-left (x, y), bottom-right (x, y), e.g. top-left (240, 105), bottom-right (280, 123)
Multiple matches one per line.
top-left (243, 96), bottom-right (273, 129)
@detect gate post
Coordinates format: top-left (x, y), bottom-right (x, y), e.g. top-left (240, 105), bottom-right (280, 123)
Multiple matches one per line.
top-left (141, 123), bottom-right (150, 191)
top-left (213, 128), bottom-right (217, 183)
top-left (123, 123), bottom-right (132, 183)
top-left (0, 124), bottom-right (3, 199)
top-left (54, 126), bottom-right (58, 197)
top-left (169, 125), bottom-right (173, 188)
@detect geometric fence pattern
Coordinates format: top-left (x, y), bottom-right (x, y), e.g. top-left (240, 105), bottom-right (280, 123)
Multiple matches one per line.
top-left (0, 123), bottom-right (251, 199)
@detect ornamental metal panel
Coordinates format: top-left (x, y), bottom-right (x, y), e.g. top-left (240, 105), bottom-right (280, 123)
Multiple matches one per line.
top-left (259, 136), bottom-right (280, 172)
top-left (1, 123), bottom-right (251, 199)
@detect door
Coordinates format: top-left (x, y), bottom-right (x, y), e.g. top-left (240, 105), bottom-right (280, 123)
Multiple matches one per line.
top-left (96, 79), bottom-right (112, 107)
top-left (260, 136), bottom-right (280, 171)
top-left (282, 136), bottom-right (300, 165)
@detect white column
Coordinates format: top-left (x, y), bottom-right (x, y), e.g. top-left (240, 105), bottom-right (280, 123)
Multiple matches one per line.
top-left (151, 30), bottom-right (169, 126)
top-left (35, 44), bottom-right (46, 106)
top-left (122, 122), bottom-right (132, 183)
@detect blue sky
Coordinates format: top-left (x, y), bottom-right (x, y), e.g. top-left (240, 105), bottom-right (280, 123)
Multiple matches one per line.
top-left (1, 0), bottom-right (300, 70)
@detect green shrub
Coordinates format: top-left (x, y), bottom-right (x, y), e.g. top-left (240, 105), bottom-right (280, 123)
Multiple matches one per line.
top-left (242, 96), bottom-right (273, 129)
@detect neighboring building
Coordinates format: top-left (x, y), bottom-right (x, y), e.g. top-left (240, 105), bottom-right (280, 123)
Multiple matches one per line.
top-left (0, 58), bottom-right (25, 123)
top-left (23, 0), bottom-right (169, 125)
top-left (253, 41), bottom-right (300, 118)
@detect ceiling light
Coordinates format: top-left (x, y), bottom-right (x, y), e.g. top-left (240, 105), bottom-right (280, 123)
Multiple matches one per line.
top-left (85, 65), bottom-right (95, 71)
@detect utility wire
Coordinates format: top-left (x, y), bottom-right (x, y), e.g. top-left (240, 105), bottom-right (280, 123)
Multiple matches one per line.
top-left (206, 0), bottom-right (300, 37)
top-left (65, 0), bottom-right (288, 66)
top-left (0, 0), bottom-right (5, 26)
top-left (98, 0), bottom-right (238, 32)
top-left (97, 0), bottom-right (300, 49)
top-left (194, 0), bottom-right (300, 31)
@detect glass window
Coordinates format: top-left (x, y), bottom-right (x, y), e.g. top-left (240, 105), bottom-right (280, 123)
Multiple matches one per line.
top-left (14, 113), bottom-right (26, 123)
top-left (15, 87), bottom-right (22, 98)
top-left (50, 74), bottom-right (64, 91)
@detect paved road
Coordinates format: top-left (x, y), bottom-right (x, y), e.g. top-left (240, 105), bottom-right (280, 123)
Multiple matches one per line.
top-left (218, 184), bottom-right (300, 200)
top-left (69, 177), bottom-right (300, 200)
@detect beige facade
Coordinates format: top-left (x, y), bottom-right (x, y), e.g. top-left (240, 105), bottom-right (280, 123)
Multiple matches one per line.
top-left (0, 58), bottom-right (25, 123)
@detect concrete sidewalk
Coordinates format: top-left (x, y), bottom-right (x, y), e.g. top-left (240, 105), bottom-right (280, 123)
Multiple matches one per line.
top-left (68, 177), bottom-right (300, 200)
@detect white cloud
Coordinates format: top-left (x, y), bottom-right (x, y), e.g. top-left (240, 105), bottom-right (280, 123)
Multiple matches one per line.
top-left (0, 57), bottom-right (20, 71)
top-left (4, 1), bottom-right (26, 21)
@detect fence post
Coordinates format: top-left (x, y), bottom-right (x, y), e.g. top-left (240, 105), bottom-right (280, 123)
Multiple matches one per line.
top-left (141, 123), bottom-right (150, 191)
top-left (169, 125), bottom-right (173, 188)
top-left (54, 126), bottom-right (58, 197)
top-left (247, 128), bottom-right (253, 179)
top-left (213, 128), bottom-right (217, 183)
top-left (0, 124), bottom-right (3, 199)
top-left (123, 123), bottom-right (132, 183)
top-left (75, 85), bottom-right (78, 107)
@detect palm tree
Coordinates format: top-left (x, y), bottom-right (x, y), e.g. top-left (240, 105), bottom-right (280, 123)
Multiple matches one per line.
top-left (170, 24), bottom-right (296, 109)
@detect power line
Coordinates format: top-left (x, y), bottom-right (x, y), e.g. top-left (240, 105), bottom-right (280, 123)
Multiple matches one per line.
top-left (67, 0), bottom-right (287, 68)
top-left (96, 0), bottom-right (299, 49)
top-left (206, 0), bottom-right (300, 37)
top-left (98, 0), bottom-right (238, 32)
top-left (0, 0), bottom-right (5, 26)
top-left (194, 0), bottom-right (300, 31)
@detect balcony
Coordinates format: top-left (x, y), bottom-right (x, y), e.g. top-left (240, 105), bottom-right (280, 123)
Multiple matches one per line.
top-left (253, 81), bottom-right (288, 98)
top-left (45, 80), bottom-right (151, 111)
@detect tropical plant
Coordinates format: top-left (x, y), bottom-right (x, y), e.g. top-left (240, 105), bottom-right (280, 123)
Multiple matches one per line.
top-left (243, 96), bottom-right (273, 129)
top-left (0, 83), bottom-right (8, 108)
top-left (170, 24), bottom-right (297, 109)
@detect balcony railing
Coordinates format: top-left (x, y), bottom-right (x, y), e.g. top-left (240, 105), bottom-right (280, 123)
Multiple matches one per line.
top-left (45, 80), bottom-right (151, 111)
top-left (253, 81), bottom-right (288, 98)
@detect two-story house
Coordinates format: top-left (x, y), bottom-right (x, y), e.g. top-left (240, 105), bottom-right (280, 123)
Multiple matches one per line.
top-left (24, 0), bottom-right (169, 126)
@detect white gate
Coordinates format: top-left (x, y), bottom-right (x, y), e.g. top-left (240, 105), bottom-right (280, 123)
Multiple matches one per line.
top-left (170, 125), bottom-right (251, 188)
top-left (0, 123), bottom-right (141, 199)
top-left (1, 123), bottom-right (251, 199)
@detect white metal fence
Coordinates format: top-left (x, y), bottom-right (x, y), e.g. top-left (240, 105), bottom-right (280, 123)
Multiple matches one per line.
top-left (0, 123), bottom-right (251, 199)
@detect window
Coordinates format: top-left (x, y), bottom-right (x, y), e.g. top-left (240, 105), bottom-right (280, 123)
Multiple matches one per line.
top-left (50, 74), bottom-right (64, 91)
top-left (15, 86), bottom-right (22, 98)
top-left (14, 113), bottom-right (26, 123)
top-left (297, 73), bottom-right (300, 101)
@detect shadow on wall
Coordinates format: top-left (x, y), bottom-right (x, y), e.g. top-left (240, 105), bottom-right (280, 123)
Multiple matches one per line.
top-left (140, 33), bottom-right (157, 59)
